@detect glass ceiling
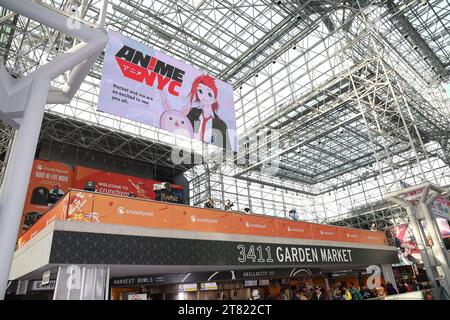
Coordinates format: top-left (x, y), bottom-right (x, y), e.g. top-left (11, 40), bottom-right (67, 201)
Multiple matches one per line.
top-left (0, 0), bottom-right (449, 222)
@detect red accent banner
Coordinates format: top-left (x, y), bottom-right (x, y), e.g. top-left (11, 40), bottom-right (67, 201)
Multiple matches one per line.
top-left (73, 165), bottom-right (183, 200)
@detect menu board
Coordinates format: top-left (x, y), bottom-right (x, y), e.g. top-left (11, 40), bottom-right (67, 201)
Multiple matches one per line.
top-left (179, 283), bottom-right (197, 292)
top-left (200, 282), bottom-right (218, 291)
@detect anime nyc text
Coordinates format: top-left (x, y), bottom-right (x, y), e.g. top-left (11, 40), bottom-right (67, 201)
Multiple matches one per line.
top-left (115, 45), bottom-right (185, 96)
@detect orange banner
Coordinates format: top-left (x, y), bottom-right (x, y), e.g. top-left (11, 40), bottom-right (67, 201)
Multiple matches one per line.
top-left (172, 207), bottom-right (233, 234)
top-left (276, 220), bottom-right (314, 240)
top-left (311, 223), bottom-right (345, 242)
top-left (17, 210), bottom-right (57, 249)
top-left (18, 190), bottom-right (389, 248)
top-left (92, 194), bottom-right (172, 229)
top-left (20, 160), bottom-right (73, 235)
top-left (231, 214), bottom-right (278, 237)
top-left (359, 230), bottom-right (387, 245)
top-left (341, 228), bottom-right (364, 244)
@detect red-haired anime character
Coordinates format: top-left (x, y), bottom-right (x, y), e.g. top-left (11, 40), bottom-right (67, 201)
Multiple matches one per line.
top-left (184, 74), bottom-right (231, 150)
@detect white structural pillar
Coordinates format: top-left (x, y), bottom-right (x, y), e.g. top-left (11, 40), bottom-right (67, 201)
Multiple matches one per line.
top-left (53, 266), bottom-right (110, 300)
top-left (404, 206), bottom-right (438, 288)
top-left (381, 264), bottom-right (397, 290)
top-left (0, 0), bottom-right (108, 299)
top-left (387, 182), bottom-right (450, 296)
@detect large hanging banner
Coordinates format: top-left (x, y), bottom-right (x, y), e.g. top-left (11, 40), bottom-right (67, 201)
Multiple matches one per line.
top-left (399, 181), bottom-right (450, 220)
top-left (98, 31), bottom-right (237, 152)
top-left (387, 219), bottom-right (450, 266)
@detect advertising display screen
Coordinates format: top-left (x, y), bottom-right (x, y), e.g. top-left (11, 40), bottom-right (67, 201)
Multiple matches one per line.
top-left (399, 181), bottom-right (450, 220)
top-left (98, 31), bottom-right (237, 152)
top-left (20, 160), bottom-right (73, 235)
top-left (388, 224), bottom-right (421, 266)
top-left (388, 219), bottom-right (450, 266)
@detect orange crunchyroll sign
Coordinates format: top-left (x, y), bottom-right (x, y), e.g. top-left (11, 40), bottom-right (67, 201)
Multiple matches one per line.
top-left (19, 160), bottom-right (73, 236)
top-left (73, 165), bottom-right (183, 201)
top-left (18, 190), bottom-right (388, 248)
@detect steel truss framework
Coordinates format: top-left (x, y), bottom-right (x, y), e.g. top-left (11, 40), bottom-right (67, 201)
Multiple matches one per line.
top-left (0, 0), bottom-right (449, 226)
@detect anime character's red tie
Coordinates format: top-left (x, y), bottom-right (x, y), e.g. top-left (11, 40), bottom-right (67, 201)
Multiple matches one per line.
top-left (200, 112), bottom-right (212, 142)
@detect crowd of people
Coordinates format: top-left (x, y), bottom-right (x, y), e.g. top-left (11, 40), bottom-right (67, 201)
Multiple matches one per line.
top-left (204, 198), bottom-right (251, 213)
top-left (205, 197), bottom-right (295, 217)
top-left (250, 277), bottom-right (428, 301)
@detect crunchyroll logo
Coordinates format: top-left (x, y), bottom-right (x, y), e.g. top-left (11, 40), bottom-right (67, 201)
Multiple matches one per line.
top-left (190, 216), bottom-right (218, 224)
top-left (287, 226), bottom-right (304, 233)
top-left (116, 207), bottom-right (153, 216)
top-left (37, 164), bottom-right (43, 170)
top-left (245, 221), bottom-right (266, 229)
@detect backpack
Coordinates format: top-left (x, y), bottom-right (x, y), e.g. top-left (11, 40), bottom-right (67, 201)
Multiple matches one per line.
top-left (350, 288), bottom-right (363, 300)
top-left (344, 290), bottom-right (352, 300)
top-left (362, 290), bottom-right (371, 299)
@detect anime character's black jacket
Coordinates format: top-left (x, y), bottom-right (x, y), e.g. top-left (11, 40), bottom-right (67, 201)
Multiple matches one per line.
top-left (187, 108), bottom-right (232, 151)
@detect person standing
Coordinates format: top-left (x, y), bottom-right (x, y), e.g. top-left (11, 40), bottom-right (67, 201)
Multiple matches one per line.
top-left (204, 197), bottom-right (215, 208)
top-left (360, 285), bottom-right (374, 299)
top-left (224, 199), bottom-right (234, 210)
top-left (289, 209), bottom-right (298, 221)
top-left (342, 286), bottom-right (352, 300)
top-left (312, 286), bottom-right (326, 300)
top-left (410, 276), bottom-right (420, 291)
top-left (349, 282), bottom-right (363, 300)
top-left (385, 282), bottom-right (399, 295)
top-left (333, 287), bottom-right (344, 300)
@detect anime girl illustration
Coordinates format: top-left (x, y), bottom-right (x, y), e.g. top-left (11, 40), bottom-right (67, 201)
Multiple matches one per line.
top-left (67, 193), bottom-right (99, 222)
top-left (182, 74), bottom-right (232, 151)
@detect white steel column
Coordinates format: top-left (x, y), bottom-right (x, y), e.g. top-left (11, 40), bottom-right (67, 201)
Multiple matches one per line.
top-left (0, 0), bottom-right (108, 299)
top-left (381, 264), bottom-right (397, 290)
top-left (388, 182), bottom-right (450, 296)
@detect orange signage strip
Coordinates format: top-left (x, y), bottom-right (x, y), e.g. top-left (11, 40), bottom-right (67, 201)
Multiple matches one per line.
top-left (17, 190), bottom-right (388, 248)
top-left (17, 192), bottom-right (72, 249)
